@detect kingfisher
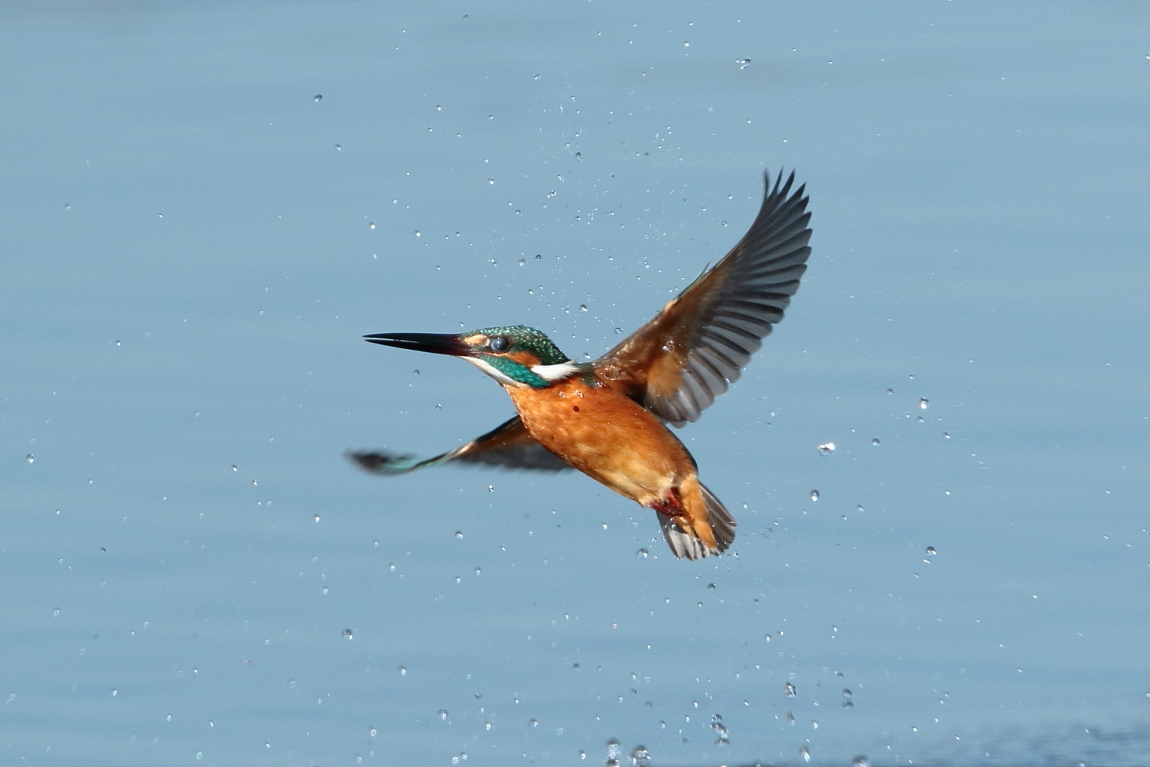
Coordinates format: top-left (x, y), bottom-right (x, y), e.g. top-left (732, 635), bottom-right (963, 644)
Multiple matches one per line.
top-left (349, 170), bottom-right (812, 560)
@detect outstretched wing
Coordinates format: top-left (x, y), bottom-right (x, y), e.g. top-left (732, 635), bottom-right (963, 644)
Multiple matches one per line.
top-left (347, 415), bottom-right (572, 475)
top-left (595, 170), bottom-right (813, 427)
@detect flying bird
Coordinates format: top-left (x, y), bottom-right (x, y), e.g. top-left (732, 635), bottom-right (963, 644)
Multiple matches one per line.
top-left (349, 170), bottom-right (813, 560)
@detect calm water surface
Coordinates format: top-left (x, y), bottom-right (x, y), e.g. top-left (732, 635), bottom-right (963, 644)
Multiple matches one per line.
top-left (3, 1), bottom-right (1148, 765)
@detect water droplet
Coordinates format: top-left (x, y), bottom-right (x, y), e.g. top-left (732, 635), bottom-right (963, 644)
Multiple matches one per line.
top-left (817, 442), bottom-right (835, 455)
top-left (438, 708), bottom-right (448, 720)
top-left (231, 464), bottom-right (237, 472)
top-left (852, 757), bottom-right (870, 767)
top-left (918, 398), bottom-right (929, 410)
top-left (111, 688), bottom-right (118, 697)
top-left (809, 490), bottom-right (819, 502)
top-left (635, 548), bottom-right (649, 559)
top-left (785, 681), bottom-right (797, 697)
top-left (487, 178), bottom-right (495, 185)
top-left (943, 432), bottom-right (951, 439)
top-left (518, 258), bottom-right (526, 266)
top-left (313, 94), bottom-right (322, 102)
top-left (368, 726), bottom-right (377, 737)
top-left (25, 454), bottom-right (33, 464)
top-left (64, 202), bottom-right (71, 211)
top-left (368, 222), bottom-right (375, 230)
top-left (52, 607), bottom-right (60, 617)
top-left (312, 514), bottom-right (321, 523)
top-left (711, 713), bottom-right (729, 744)
top-left (630, 745), bottom-right (651, 766)
top-left (398, 665), bottom-right (407, 676)
top-left (454, 531), bottom-right (463, 539)
top-left (736, 58), bottom-right (751, 69)
top-left (799, 745), bottom-right (811, 763)
top-left (683, 41), bottom-right (690, 47)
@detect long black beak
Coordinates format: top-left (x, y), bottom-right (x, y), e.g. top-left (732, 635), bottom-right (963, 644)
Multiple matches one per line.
top-left (364, 332), bottom-right (472, 356)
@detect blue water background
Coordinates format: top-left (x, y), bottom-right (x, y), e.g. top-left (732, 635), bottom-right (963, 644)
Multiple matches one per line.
top-left (3, 1), bottom-right (1149, 765)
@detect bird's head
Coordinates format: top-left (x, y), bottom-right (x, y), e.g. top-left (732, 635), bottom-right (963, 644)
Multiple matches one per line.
top-left (365, 325), bottom-right (580, 388)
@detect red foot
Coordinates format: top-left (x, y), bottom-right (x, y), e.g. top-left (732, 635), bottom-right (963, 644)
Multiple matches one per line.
top-left (650, 487), bottom-right (685, 519)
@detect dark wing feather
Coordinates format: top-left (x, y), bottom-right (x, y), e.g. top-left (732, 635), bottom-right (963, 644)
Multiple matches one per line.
top-left (347, 415), bottom-right (571, 475)
top-left (595, 170), bottom-right (813, 426)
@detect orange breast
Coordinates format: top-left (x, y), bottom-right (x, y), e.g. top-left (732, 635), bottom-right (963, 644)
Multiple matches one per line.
top-left (506, 374), bottom-right (697, 506)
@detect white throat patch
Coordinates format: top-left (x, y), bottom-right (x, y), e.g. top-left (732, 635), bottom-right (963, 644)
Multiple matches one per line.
top-left (462, 356), bottom-right (581, 388)
top-left (530, 361), bottom-right (581, 382)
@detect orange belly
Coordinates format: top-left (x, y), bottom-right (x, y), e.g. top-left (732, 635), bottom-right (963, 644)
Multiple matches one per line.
top-left (506, 375), bottom-right (696, 507)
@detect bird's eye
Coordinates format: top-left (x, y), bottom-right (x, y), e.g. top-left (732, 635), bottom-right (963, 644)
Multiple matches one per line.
top-left (489, 336), bottom-right (510, 353)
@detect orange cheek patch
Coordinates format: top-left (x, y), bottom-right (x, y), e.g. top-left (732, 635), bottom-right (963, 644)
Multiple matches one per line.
top-left (506, 350), bottom-right (539, 367)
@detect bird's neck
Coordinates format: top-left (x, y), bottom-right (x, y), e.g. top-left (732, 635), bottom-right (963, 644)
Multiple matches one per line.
top-left (468, 356), bottom-right (584, 389)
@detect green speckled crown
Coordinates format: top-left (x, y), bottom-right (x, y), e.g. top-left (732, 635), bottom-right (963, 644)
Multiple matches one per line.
top-left (470, 325), bottom-right (569, 365)
top-left (469, 325), bottom-right (570, 388)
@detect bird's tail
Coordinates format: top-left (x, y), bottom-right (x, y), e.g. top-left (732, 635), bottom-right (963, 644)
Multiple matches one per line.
top-left (656, 480), bottom-right (736, 560)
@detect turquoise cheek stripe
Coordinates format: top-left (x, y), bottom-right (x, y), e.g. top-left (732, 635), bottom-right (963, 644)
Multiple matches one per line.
top-left (480, 355), bottom-right (548, 388)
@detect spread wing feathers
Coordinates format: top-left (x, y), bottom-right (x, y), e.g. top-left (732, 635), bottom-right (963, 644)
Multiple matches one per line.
top-left (657, 482), bottom-right (737, 560)
top-left (595, 169), bottom-right (813, 427)
top-left (346, 415), bottom-right (571, 475)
